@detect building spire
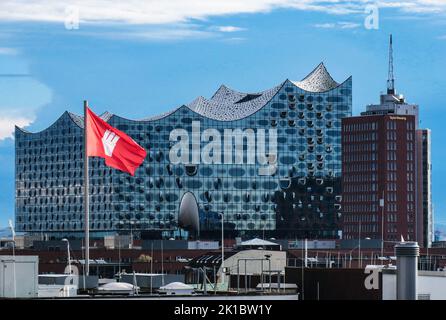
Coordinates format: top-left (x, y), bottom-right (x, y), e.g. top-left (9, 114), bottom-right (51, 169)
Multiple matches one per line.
top-left (387, 34), bottom-right (395, 94)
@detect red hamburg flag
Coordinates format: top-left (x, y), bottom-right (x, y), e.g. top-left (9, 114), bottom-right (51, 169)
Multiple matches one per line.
top-left (85, 107), bottom-right (147, 176)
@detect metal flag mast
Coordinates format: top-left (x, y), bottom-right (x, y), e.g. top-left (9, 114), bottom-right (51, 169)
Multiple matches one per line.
top-left (83, 100), bottom-right (90, 276)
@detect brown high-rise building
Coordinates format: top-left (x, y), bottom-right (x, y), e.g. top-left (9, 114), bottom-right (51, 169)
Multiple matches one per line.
top-left (341, 35), bottom-right (432, 248)
top-left (342, 114), bottom-right (417, 244)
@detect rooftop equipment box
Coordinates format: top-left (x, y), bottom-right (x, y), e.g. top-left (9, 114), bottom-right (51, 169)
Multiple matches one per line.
top-left (0, 255), bottom-right (38, 298)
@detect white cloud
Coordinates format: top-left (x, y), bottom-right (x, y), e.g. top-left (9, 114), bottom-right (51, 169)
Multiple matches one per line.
top-left (0, 1), bottom-right (443, 26)
top-left (313, 23), bottom-right (336, 28)
top-left (0, 114), bottom-right (35, 140)
top-left (0, 70), bottom-right (53, 140)
top-left (0, 47), bottom-right (18, 55)
top-left (0, 1), bottom-right (318, 24)
top-left (338, 21), bottom-right (361, 29)
top-left (389, 0), bottom-right (446, 13)
top-left (0, 1), bottom-right (443, 42)
top-left (220, 37), bottom-right (246, 43)
top-left (84, 26), bottom-right (216, 41)
top-left (216, 26), bottom-right (246, 32)
top-left (313, 21), bottom-right (361, 29)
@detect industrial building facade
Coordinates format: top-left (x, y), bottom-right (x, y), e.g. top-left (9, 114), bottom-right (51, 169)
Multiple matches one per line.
top-left (15, 63), bottom-right (351, 240)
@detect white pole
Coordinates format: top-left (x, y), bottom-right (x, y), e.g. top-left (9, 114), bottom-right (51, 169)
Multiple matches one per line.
top-left (12, 240), bottom-right (16, 298)
top-left (133, 271), bottom-right (138, 295)
top-left (304, 239), bottom-right (308, 268)
top-left (67, 242), bottom-right (73, 275)
top-left (62, 239), bottom-right (72, 275)
top-left (83, 100), bottom-right (90, 276)
top-left (221, 213), bottom-right (224, 285)
top-left (67, 241), bottom-right (72, 274)
top-left (8, 220), bottom-right (16, 298)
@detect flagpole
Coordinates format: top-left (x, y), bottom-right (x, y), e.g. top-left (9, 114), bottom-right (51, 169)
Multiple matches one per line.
top-left (83, 100), bottom-right (90, 276)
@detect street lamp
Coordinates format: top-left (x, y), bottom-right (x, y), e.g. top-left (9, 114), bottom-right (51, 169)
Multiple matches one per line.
top-left (348, 245), bottom-right (360, 268)
top-left (62, 238), bottom-right (72, 275)
top-left (349, 237), bottom-right (371, 268)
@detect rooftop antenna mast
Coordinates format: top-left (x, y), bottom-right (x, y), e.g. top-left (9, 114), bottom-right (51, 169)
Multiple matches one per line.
top-left (387, 34), bottom-right (395, 94)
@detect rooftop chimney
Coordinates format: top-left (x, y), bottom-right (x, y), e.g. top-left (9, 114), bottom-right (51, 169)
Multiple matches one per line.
top-left (395, 241), bottom-right (419, 300)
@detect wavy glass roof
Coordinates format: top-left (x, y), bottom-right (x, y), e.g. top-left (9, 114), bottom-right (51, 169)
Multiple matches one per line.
top-left (183, 62), bottom-right (343, 121)
top-left (17, 63), bottom-right (348, 131)
top-left (186, 83), bottom-right (284, 121)
top-left (291, 63), bottom-right (340, 92)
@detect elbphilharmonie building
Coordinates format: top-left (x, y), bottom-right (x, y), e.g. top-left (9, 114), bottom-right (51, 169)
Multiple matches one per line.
top-left (15, 63), bottom-right (352, 240)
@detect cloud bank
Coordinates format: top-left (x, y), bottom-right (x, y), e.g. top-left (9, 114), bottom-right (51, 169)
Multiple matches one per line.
top-left (0, 0), bottom-right (444, 26)
top-left (0, 76), bottom-right (52, 141)
top-left (0, 114), bottom-right (35, 140)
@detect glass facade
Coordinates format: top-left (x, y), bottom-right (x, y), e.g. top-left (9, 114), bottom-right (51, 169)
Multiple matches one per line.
top-left (15, 64), bottom-right (352, 239)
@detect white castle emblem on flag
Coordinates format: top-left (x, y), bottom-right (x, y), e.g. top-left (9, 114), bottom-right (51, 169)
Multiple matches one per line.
top-left (102, 130), bottom-right (120, 157)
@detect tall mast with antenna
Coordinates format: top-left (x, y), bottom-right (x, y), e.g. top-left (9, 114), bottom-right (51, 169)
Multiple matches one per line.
top-left (387, 34), bottom-right (395, 94)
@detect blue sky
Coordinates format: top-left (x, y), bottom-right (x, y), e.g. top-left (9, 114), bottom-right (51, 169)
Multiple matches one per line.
top-left (0, 1), bottom-right (445, 231)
